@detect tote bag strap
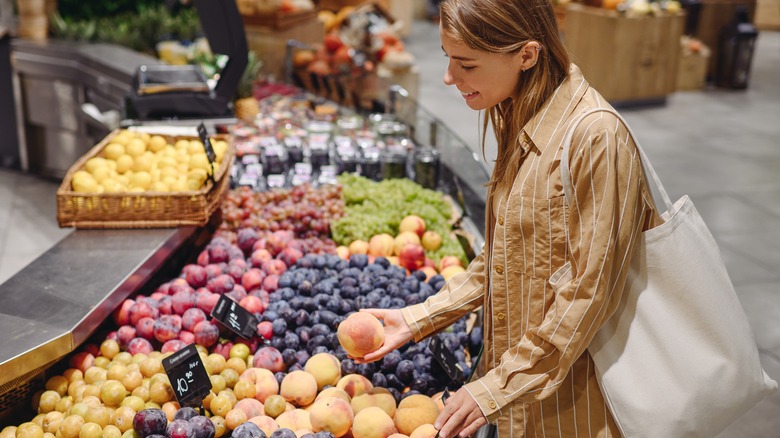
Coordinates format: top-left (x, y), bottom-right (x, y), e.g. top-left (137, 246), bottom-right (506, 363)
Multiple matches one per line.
top-left (560, 108), bottom-right (674, 215)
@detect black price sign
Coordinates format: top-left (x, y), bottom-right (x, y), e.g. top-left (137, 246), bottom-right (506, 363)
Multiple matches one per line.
top-left (210, 294), bottom-right (259, 339)
top-left (197, 123), bottom-right (218, 180)
top-left (428, 335), bottom-right (464, 384)
top-left (162, 343), bottom-right (212, 408)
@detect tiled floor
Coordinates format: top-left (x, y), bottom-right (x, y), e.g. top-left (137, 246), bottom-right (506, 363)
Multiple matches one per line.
top-left (0, 22), bottom-right (778, 437)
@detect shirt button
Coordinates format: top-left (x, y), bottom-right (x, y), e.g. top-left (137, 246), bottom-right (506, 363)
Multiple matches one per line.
top-left (497, 216), bottom-right (504, 226)
top-left (497, 312), bottom-right (505, 320)
top-left (495, 265), bottom-right (504, 274)
top-left (488, 400), bottom-right (497, 409)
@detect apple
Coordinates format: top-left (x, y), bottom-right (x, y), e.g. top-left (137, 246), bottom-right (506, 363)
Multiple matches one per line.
top-left (336, 246), bottom-right (350, 260)
top-left (368, 234), bottom-right (395, 257)
top-left (421, 231), bottom-right (442, 251)
top-left (438, 255), bottom-right (462, 272)
top-left (398, 244), bottom-right (426, 272)
top-left (393, 232), bottom-right (421, 256)
top-left (349, 240), bottom-right (369, 255)
top-left (399, 215), bottom-right (426, 238)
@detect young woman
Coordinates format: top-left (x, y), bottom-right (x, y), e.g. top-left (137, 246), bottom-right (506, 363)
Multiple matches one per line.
top-left (358, 0), bottom-right (661, 437)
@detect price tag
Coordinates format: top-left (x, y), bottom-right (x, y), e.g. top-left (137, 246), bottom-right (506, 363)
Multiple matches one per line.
top-left (210, 294), bottom-right (259, 339)
top-left (197, 123), bottom-right (218, 181)
top-left (162, 344), bottom-right (212, 408)
top-left (428, 335), bottom-right (464, 384)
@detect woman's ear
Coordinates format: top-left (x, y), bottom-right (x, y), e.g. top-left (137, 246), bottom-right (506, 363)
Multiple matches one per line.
top-left (516, 41), bottom-right (542, 72)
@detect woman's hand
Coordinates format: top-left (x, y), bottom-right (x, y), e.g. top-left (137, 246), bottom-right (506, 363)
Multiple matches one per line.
top-left (434, 388), bottom-right (488, 438)
top-left (353, 308), bottom-right (413, 364)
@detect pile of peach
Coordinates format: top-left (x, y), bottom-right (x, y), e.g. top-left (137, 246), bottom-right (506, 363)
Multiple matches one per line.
top-left (0, 338), bottom-right (444, 438)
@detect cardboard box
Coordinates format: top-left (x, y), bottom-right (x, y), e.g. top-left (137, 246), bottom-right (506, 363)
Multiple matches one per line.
top-left (564, 5), bottom-right (685, 103)
top-left (755, 0), bottom-right (780, 30)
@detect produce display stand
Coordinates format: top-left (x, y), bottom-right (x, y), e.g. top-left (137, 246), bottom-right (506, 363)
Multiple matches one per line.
top-left (0, 225), bottom-right (212, 421)
top-left (564, 4), bottom-right (685, 105)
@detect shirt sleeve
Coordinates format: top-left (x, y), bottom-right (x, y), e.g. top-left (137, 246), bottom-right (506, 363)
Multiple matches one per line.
top-left (402, 251), bottom-right (486, 341)
top-left (465, 118), bottom-right (652, 420)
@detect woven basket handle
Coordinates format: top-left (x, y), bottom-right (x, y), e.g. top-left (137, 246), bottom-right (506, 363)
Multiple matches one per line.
top-left (560, 108), bottom-right (674, 214)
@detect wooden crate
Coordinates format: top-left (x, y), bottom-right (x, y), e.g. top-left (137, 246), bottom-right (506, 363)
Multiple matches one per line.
top-left (245, 16), bottom-right (325, 80)
top-left (564, 5), bottom-right (685, 103)
top-left (756, 0), bottom-right (780, 29)
top-left (695, 0), bottom-right (757, 77)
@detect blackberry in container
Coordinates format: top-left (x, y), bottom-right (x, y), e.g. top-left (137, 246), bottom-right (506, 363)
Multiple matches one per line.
top-left (359, 147), bottom-right (382, 181)
top-left (309, 141), bottom-right (331, 172)
top-left (262, 144), bottom-right (289, 176)
top-left (412, 146), bottom-right (441, 190)
top-left (284, 136), bottom-right (305, 164)
top-left (380, 146), bottom-right (408, 180)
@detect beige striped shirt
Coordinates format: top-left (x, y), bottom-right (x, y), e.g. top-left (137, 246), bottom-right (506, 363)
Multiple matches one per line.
top-left (403, 64), bottom-right (660, 437)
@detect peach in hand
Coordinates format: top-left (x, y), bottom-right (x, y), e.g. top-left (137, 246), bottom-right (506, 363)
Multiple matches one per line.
top-left (337, 312), bottom-right (384, 358)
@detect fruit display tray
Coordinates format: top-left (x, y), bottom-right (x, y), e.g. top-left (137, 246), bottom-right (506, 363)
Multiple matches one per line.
top-left (56, 130), bottom-right (233, 229)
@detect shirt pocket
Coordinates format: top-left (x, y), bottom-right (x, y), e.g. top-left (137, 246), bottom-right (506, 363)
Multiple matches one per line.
top-left (549, 261), bottom-right (573, 293)
top-left (505, 194), bottom-right (568, 278)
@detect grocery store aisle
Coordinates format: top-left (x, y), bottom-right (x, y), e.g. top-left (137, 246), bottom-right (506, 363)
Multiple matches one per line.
top-left (0, 169), bottom-right (70, 284)
top-left (0, 22), bottom-right (777, 437)
top-left (407, 21), bottom-right (780, 438)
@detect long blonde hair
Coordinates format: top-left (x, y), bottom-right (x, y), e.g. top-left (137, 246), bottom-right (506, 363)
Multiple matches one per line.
top-left (440, 0), bottom-right (570, 190)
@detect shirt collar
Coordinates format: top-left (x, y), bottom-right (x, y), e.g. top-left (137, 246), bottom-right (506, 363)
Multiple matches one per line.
top-left (521, 64), bottom-right (590, 152)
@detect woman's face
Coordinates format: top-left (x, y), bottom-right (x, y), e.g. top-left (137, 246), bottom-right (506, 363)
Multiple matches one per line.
top-left (440, 28), bottom-right (526, 110)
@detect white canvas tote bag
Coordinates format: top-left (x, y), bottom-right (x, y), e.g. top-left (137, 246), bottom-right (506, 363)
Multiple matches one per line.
top-left (560, 108), bottom-right (777, 438)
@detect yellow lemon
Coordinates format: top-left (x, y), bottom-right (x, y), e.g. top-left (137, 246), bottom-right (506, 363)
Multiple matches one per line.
top-left (103, 143), bottom-right (125, 161)
top-left (126, 139), bottom-right (147, 157)
top-left (137, 132), bottom-right (151, 143)
top-left (105, 160), bottom-right (117, 171)
top-left (187, 140), bottom-right (205, 155)
top-left (162, 176), bottom-right (177, 187)
top-left (149, 181), bottom-right (168, 192)
top-left (132, 154), bottom-right (153, 173)
top-left (176, 163), bottom-right (189, 174)
top-left (115, 155), bottom-right (133, 174)
top-left (110, 134), bottom-right (130, 146)
top-left (162, 145), bottom-right (176, 157)
top-left (174, 139), bottom-right (190, 150)
top-left (73, 178), bottom-right (99, 193)
top-left (130, 172), bottom-right (152, 190)
top-left (189, 153), bottom-right (210, 171)
top-left (115, 174), bottom-right (130, 187)
top-left (213, 140), bottom-right (228, 162)
top-left (157, 156), bottom-right (177, 169)
top-left (72, 170), bottom-right (94, 184)
top-left (159, 167), bottom-right (178, 180)
top-left (170, 177), bottom-right (188, 192)
top-left (100, 179), bottom-right (123, 193)
top-left (91, 166), bottom-right (113, 183)
top-left (148, 135), bottom-right (167, 153)
top-left (85, 157), bottom-right (107, 173)
top-left (186, 179), bottom-right (203, 191)
top-left (150, 168), bottom-right (161, 182)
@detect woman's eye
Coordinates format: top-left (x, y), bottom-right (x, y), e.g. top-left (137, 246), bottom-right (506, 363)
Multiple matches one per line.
top-left (461, 65), bottom-right (476, 71)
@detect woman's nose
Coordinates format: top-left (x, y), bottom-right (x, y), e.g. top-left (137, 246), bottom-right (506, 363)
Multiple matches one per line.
top-left (443, 67), bottom-right (455, 86)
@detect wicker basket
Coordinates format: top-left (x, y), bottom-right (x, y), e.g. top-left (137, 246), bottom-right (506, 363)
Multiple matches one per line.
top-left (56, 131), bottom-right (233, 229)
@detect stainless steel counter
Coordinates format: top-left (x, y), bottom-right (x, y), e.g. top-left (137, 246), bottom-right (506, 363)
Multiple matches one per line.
top-left (0, 226), bottom-right (199, 388)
